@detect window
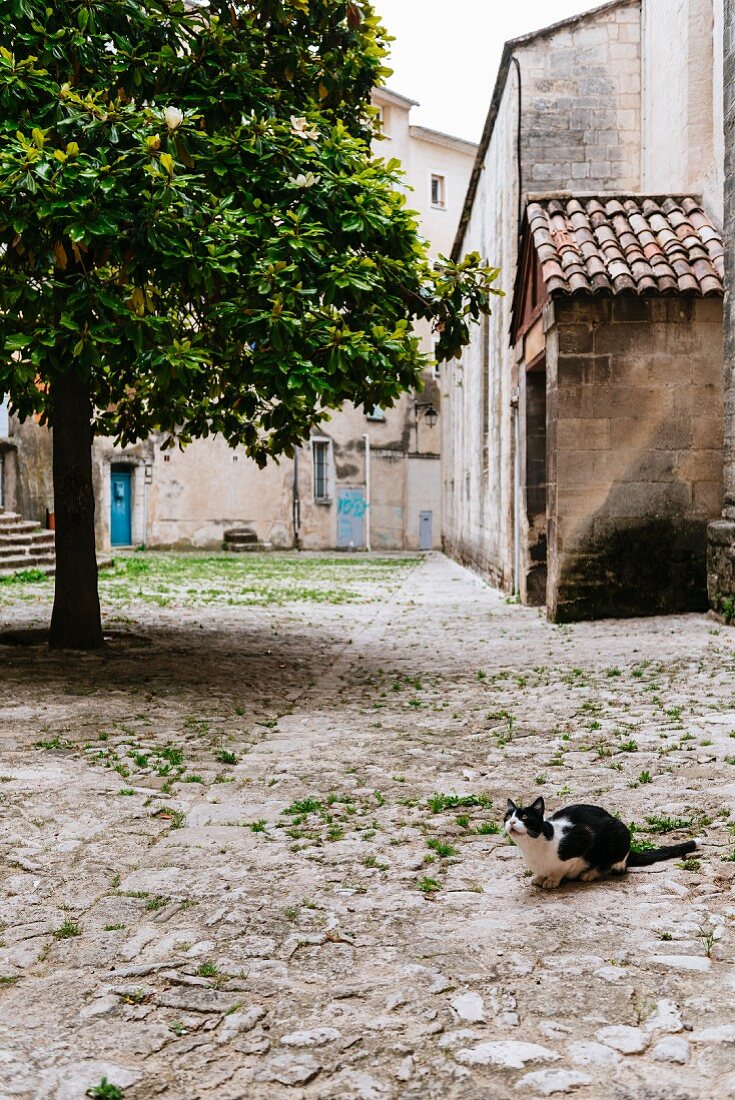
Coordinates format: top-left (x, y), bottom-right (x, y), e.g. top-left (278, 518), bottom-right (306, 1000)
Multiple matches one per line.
top-left (430, 338), bottom-right (441, 380)
top-left (430, 174), bottom-right (446, 209)
top-left (366, 406), bottom-right (386, 421)
top-left (312, 438), bottom-right (332, 502)
top-left (374, 103), bottom-right (388, 136)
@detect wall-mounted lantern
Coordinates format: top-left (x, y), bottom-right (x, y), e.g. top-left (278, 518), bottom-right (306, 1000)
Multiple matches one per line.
top-left (415, 401), bottom-right (439, 428)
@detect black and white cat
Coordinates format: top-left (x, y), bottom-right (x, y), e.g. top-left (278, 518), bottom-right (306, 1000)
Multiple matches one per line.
top-left (504, 797), bottom-right (697, 889)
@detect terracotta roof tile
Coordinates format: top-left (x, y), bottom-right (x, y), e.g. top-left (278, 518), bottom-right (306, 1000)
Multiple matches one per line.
top-left (525, 195), bottom-right (724, 298)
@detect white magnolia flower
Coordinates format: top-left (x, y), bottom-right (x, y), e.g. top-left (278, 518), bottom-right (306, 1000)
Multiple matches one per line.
top-left (164, 106), bottom-right (184, 131)
top-left (288, 172), bottom-right (321, 188)
top-left (290, 115), bottom-right (319, 140)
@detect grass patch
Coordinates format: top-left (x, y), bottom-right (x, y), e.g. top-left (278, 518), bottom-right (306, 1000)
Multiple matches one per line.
top-left (145, 895), bottom-right (170, 911)
top-left (196, 961), bottom-right (218, 978)
top-left (53, 918), bottom-right (82, 939)
top-left (34, 736), bottom-right (73, 751)
top-left (94, 553), bottom-right (419, 608)
top-left (426, 838), bottom-right (456, 858)
top-left (282, 797), bottom-right (324, 816)
top-left (417, 877), bottom-right (441, 894)
top-left (0, 568), bottom-right (49, 584)
top-left (156, 807), bottom-right (186, 829)
top-left (427, 792), bottom-right (492, 813)
top-left (216, 749), bottom-right (238, 766)
top-left (87, 1080), bottom-right (125, 1100)
top-left (644, 815), bottom-right (697, 835)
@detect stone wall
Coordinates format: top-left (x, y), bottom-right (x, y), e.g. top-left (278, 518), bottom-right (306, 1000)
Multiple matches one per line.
top-left (547, 296), bottom-right (724, 621)
top-left (523, 2), bottom-right (641, 194)
top-left (442, 0), bottom-right (642, 588)
top-left (7, 416), bottom-right (53, 526)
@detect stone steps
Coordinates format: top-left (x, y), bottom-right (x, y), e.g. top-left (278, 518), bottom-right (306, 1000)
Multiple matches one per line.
top-left (0, 506), bottom-right (56, 578)
top-left (0, 532), bottom-right (55, 551)
top-left (223, 526), bottom-right (272, 553)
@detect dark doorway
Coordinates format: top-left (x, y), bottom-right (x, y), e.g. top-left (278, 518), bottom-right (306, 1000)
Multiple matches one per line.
top-left (525, 364), bottom-right (547, 605)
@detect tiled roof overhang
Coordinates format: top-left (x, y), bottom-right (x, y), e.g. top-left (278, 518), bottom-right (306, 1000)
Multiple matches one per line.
top-left (527, 194), bottom-right (724, 298)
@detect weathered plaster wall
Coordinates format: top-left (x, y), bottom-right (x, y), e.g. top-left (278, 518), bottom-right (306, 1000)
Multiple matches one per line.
top-left (441, 72), bottom-right (516, 585)
top-left (642, 0), bottom-right (723, 222)
top-left (93, 389), bottom-right (441, 552)
top-left (9, 416), bottom-right (53, 525)
top-left (547, 296), bottom-right (723, 621)
top-left (442, 0), bottom-right (643, 588)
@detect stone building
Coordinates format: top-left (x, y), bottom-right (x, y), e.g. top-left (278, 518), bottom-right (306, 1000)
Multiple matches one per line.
top-left (443, 0), bottom-right (727, 620)
top-left (0, 90), bottom-right (475, 555)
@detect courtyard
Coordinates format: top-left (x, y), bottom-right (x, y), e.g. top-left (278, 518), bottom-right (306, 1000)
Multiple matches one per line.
top-left (1, 551), bottom-right (735, 1099)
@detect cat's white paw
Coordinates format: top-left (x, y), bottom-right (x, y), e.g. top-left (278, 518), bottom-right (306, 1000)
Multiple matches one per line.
top-left (533, 876), bottom-right (561, 890)
top-left (530, 875), bottom-right (546, 887)
top-left (580, 869), bottom-right (601, 882)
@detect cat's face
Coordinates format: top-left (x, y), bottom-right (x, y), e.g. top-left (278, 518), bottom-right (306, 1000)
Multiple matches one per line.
top-left (504, 797), bottom-right (545, 839)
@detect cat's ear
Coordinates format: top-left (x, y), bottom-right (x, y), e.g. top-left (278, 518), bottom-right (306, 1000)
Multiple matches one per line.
top-left (529, 796), bottom-right (545, 816)
top-left (506, 798), bottom-right (516, 813)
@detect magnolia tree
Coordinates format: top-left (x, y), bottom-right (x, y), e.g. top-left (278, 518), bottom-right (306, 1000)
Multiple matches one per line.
top-left (0, 0), bottom-right (500, 649)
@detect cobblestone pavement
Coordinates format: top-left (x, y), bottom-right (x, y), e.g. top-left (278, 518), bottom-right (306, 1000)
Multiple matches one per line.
top-left (1, 551), bottom-right (735, 1100)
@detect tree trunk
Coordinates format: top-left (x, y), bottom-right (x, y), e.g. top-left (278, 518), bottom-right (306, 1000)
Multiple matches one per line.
top-left (48, 369), bottom-right (103, 649)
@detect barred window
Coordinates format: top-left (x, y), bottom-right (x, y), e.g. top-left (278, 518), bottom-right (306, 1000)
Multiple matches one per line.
top-left (312, 439), bottom-right (332, 502)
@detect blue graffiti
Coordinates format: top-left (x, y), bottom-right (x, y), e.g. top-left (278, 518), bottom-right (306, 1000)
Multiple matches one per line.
top-left (337, 491), bottom-right (366, 518)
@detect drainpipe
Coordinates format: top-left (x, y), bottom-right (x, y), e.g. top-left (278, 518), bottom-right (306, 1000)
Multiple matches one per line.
top-left (143, 476), bottom-right (148, 549)
top-left (292, 448), bottom-right (301, 549)
top-left (363, 432), bottom-right (371, 552)
top-left (143, 461), bottom-right (153, 549)
top-left (511, 388), bottom-right (521, 594)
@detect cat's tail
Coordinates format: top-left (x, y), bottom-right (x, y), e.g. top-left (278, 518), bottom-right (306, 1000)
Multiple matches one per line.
top-left (627, 840), bottom-right (697, 867)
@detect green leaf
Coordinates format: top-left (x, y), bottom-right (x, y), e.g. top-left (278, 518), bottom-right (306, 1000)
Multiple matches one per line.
top-left (4, 334), bottom-right (31, 351)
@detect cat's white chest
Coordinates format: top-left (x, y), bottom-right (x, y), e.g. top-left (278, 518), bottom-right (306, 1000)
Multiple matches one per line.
top-left (514, 819), bottom-right (585, 882)
top-left (516, 833), bottom-right (562, 876)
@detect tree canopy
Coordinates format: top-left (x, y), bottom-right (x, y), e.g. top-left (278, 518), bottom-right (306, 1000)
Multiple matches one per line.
top-left (0, 0), bottom-right (498, 465)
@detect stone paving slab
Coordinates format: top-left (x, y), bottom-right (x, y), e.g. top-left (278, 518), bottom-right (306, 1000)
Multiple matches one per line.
top-left (1, 553), bottom-right (735, 1098)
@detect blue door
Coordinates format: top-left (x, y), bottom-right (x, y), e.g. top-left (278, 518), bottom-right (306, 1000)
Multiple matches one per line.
top-left (110, 468), bottom-right (132, 546)
top-left (337, 488), bottom-right (366, 548)
top-left (420, 510), bottom-right (433, 550)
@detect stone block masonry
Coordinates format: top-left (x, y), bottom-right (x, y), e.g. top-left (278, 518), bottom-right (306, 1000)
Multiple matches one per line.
top-left (519, 2), bottom-right (642, 194)
top-left (547, 296), bottom-right (724, 622)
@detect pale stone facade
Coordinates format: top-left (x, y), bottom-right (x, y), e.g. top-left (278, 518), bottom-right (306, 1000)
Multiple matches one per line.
top-left (443, 0), bottom-right (727, 620)
top-left (1, 91), bottom-right (476, 553)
